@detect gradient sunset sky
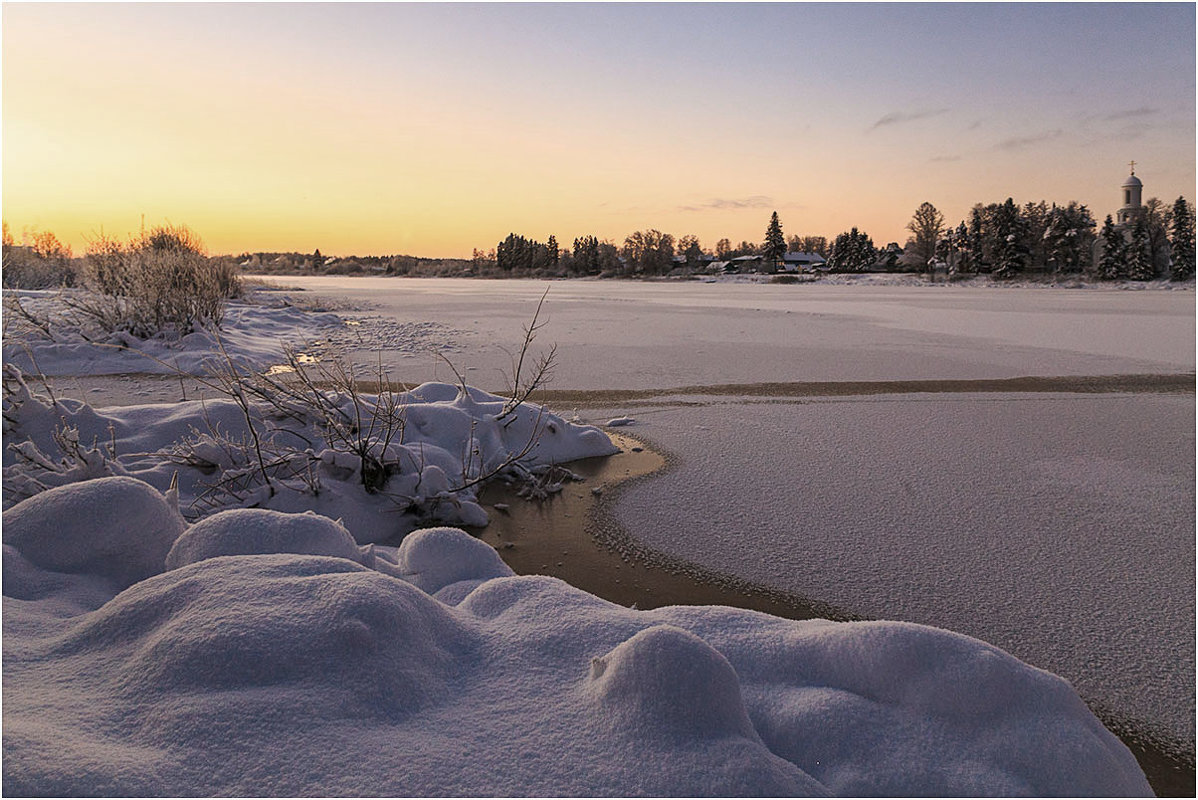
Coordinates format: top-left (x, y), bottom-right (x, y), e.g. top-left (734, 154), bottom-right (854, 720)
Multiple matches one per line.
top-left (4, 2), bottom-right (1195, 258)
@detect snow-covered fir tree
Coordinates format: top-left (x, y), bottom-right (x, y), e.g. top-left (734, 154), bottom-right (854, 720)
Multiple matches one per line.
top-left (763, 212), bottom-right (786, 268)
top-left (1097, 215), bottom-right (1125, 280)
top-left (992, 198), bottom-right (1027, 279)
top-left (968, 207), bottom-right (987, 271)
top-left (953, 221), bottom-right (972, 273)
top-left (1043, 202), bottom-right (1096, 275)
top-left (827, 227), bottom-right (876, 273)
top-left (1170, 196), bottom-right (1195, 281)
top-left (1126, 218), bottom-right (1154, 280)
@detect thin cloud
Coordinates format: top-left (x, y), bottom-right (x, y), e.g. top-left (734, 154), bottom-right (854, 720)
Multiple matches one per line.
top-left (868, 108), bottom-right (950, 132)
top-left (1103, 106), bottom-right (1159, 121)
top-left (679, 196), bottom-right (774, 212)
top-left (929, 154), bottom-right (961, 163)
top-left (995, 130), bottom-right (1063, 151)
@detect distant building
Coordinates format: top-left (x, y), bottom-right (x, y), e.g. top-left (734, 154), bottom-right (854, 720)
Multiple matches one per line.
top-left (729, 255), bottom-right (764, 272)
top-left (780, 251), bottom-right (828, 272)
top-left (1116, 162), bottom-right (1143, 226)
top-left (1093, 162), bottom-right (1146, 268)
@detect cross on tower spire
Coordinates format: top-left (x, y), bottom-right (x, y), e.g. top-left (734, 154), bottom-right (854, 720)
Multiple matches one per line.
top-left (1129, 160), bottom-right (1136, 175)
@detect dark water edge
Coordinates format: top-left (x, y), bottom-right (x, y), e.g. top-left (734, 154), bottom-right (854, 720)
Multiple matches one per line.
top-left (475, 434), bottom-right (1194, 798)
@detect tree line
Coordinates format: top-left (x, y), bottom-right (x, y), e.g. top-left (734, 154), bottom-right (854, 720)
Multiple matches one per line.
top-left (901, 195), bottom-right (1194, 281)
top-left (484, 192), bottom-right (1194, 282)
top-left (5, 193), bottom-right (1194, 287)
top-left (485, 214), bottom-right (848, 278)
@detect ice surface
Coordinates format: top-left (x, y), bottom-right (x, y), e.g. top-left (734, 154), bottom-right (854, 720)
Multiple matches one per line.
top-left (252, 277), bottom-right (1195, 388)
top-left (606, 394), bottom-right (1196, 749)
top-left (2, 491), bottom-right (1150, 796)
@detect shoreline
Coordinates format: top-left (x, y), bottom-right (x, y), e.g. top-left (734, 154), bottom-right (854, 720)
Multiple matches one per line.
top-left (244, 271), bottom-right (1197, 292)
top-left (477, 431), bottom-right (1194, 797)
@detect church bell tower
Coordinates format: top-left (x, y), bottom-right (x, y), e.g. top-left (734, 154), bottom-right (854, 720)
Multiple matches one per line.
top-left (1117, 161), bottom-right (1143, 225)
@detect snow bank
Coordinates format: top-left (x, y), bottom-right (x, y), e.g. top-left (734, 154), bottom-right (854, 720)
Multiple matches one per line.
top-left (2, 482), bottom-right (1151, 796)
top-left (394, 525), bottom-right (514, 595)
top-left (2, 291), bottom-right (343, 376)
top-left (2, 289), bottom-right (467, 379)
top-left (3, 372), bottom-right (618, 542)
top-left (165, 508), bottom-right (363, 569)
top-left (3, 476), bottom-right (183, 588)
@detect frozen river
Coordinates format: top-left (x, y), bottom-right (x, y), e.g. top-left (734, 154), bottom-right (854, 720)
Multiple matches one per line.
top-left (266, 276), bottom-right (1195, 752)
top-left (267, 275), bottom-right (1193, 388)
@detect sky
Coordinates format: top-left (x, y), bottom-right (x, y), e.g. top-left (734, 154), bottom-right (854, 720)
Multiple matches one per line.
top-left (4, 2), bottom-right (1195, 258)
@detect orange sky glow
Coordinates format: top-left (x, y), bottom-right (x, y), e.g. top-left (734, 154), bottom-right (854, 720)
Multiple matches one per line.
top-left (4, 4), bottom-right (1194, 258)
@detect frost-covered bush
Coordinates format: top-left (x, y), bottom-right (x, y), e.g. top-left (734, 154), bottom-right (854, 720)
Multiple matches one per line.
top-left (68, 225), bottom-right (240, 339)
top-left (2, 228), bottom-right (79, 289)
top-left (1, 361), bottom-right (617, 543)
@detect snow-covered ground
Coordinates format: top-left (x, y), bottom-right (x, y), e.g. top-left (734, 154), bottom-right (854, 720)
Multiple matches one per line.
top-left (4, 479), bottom-right (1149, 795)
top-left (3, 277), bottom-right (1189, 793)
top-left (2, 288), bottom-right (465, 377)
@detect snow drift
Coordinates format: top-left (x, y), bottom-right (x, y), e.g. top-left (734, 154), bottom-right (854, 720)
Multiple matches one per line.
top-left (3, 370), bottom-right (618, 542)
top-left (3, 477), bottom-right (1151, 796)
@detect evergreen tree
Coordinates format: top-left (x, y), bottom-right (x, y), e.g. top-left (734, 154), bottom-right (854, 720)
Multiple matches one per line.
top-left (953, 221), bottom-right (971, 273)
top-left (1021, 201), bottom-right (1050, 269)
top-left (572, 235), bottom-right (600, 275)
top-left (992, 198), bottom-right (1028, 279)
top-left (1127, 218), bottom-right (1153, 280)
top-left (827, 227), bottom-right (875, 273)
top-left (1140, 198), bottom-right (1172, 276)
top-left (311, 248), bottom-right (325, 271)
top-left (497, 232), bottom-right (552, 273)
top-left (968, 206), bottom-right (987, 271)
top-left (1043, 202), bottom-right (1096, 275)
top-left (763, 211), bottom-right (786, 268)
top-left (827, 231), bottom-right (851, 272)
top-left (1170, 196), bottom-right (1195, 281)
top-left (547, 235), bottom-right (559, 267)
top-left (934, 230), bottom-right (952, 275)
top-left (879, 243), bottom-right (899, 270)
top-left (1097, 215), bottom-right (1124, 280)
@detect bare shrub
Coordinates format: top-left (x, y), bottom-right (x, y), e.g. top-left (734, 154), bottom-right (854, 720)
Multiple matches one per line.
top-left (497, 286), bottom-right (557, 422)
top-left (69, 225), bottom-right (241, 339)
top-left (2, 226), bottom-right (78, 289)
